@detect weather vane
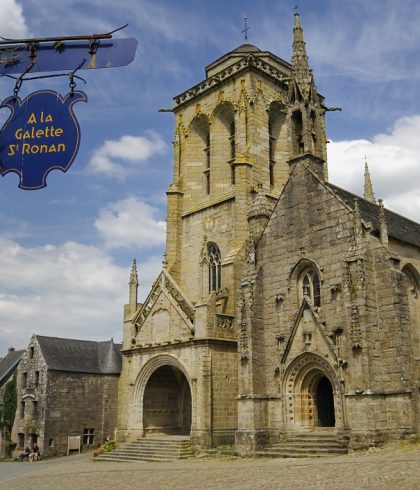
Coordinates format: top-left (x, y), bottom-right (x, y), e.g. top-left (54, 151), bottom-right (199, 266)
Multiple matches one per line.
top-left (242, 15), bottom-right (250, 42)
top-left (294, 4), bottom-right (300, 12)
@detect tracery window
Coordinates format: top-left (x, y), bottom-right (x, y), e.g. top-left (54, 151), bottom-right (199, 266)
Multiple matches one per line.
top-left (301, 269), bottom-right (321, 307)
top-left (208, 244), bottom-right (222, 292)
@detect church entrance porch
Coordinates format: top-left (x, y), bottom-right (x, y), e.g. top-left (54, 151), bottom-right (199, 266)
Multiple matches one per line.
top-left (143, 365), bottom-right (191, 436)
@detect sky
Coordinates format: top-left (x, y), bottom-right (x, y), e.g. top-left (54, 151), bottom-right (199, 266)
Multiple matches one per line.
top-left (0, 0), bottom-right (419, 354)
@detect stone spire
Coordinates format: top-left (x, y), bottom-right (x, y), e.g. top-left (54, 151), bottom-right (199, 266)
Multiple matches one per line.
top-left (363, 161), bottom-right (376, 203)
top-left (129, 258), bottom-right (139, 314)
top-left (288, 13), bottom-right (327, 165)
top-left (291, 12), bottom-right (311, 97)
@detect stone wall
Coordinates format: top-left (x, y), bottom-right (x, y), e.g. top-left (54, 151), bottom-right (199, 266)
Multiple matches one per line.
top-left (237, 157), bottom-right (419, 452)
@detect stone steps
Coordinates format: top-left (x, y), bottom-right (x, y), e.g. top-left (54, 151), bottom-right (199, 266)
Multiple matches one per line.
top-left (94, 437), bottom-right (193, 463)
top-left (256, 432), bottom-right (349, 459)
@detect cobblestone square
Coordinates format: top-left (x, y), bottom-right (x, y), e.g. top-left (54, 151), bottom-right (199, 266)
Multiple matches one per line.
top-left (1, 444), bottom-right (420, 490)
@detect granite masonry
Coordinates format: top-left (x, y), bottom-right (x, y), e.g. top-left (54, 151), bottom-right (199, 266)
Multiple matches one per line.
top-left (116, 13), bottom-right (420, 455)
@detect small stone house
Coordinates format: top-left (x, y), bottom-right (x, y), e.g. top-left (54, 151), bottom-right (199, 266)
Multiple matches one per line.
top-left (11, 334), bottom-right (121, 457)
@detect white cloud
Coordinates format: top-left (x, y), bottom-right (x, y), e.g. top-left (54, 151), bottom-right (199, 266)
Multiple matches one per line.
top-left (0, 236), bottom-right (162, 354)
top-left (95, 197), bottom-right (166, 249)
top-left (0, 0), bottom-right (29, 39)
top-left (88, 131), bottom-right (167, 179)
top-left (328, 115), bottom-right (420, 222)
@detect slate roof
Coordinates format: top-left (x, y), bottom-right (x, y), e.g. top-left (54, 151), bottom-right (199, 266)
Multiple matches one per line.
top-left (231, 43), bottom-right (261, 53)
top-left (328, 184), bottom-right (420, 248)
top-left (36, 335), bottom-right (122, 375)
top-left (0, 348), bottom-right (25, 388)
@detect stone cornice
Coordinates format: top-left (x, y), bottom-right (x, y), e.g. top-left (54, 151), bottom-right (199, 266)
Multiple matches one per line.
top-left (181, 191), bottom-right (235, 218)
top-left (173, 55), bottom-right (290, 110)
top-left (122, 337), bottom-right (237, 355)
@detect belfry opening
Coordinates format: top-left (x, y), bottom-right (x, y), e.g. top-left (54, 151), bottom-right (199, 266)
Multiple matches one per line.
top-left (143, 365), bottom-right (192, 435)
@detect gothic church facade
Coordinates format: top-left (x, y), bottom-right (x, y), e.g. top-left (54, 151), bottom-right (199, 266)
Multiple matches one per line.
top-left (116, 14), bottom-right (420, 453)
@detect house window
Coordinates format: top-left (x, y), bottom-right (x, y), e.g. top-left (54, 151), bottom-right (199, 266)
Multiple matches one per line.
top-left (208, 244), bottom-right (222, 292)
top-left (30, 346), bottom-right (34, 359)
top-left (22, 372), bottom-right (28, 388)
top-left (20, 401), bottom-right (25, 418)
top-left (33, 401), bottom-right (38, 417)
top-left (301, 269), bottom-right (321, 307)
top-left (18, 433), bottom-right (25, 448)
top-left (35, 371), bottom-right (40, 387)
top-left (49, 438), bottom-right (54, 447)
top-left (83, 428), bottom-right (95, 445)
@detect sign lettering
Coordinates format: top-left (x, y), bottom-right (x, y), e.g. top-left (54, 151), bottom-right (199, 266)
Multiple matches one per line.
top-left (0, 90), bottom-right (87, 189)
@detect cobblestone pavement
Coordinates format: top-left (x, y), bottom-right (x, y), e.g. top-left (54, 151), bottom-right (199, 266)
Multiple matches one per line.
top-left (1, 444), bottom-right (420, 490)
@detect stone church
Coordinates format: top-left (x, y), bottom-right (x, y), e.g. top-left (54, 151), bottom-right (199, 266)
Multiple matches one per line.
top-left (116, 14), bottom-right (420, 454)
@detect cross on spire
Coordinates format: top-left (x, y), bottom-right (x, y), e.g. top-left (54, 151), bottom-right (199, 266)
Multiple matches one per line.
top-left (242, 15), bottom-right (250, 42)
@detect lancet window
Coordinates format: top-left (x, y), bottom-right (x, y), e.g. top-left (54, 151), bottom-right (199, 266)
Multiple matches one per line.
top-left (301, 268), bottom-right (321, 307)
top-left (208, 244), bottom-right (222, 292)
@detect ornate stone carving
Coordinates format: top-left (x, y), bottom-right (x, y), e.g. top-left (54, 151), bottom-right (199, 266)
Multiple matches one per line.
top-left (135, 270), bottom-right (195, 331)
top-left (216, 314), bottom-right (234, 329)
top-left (174, 55), bottom-right (289, 109)
top-left (350, 305), bottom-right (362, 349)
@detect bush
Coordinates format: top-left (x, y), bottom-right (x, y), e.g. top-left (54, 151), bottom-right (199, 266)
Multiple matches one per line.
top-left (103, 440), bottom-right (117, 452)
top-left (93, 440), bottom-right (117, 457)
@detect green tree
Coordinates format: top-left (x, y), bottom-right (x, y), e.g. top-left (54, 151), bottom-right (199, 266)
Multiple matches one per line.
top-left (2, 372), bottom-right (17, 438)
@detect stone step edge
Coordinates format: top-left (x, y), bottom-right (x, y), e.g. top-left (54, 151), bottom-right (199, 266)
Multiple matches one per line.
top-left (270, 443), bottom-right (347, 449)
top-left (103, 451), bottom-right (193, 457)
top-left (255, 452), bottom-right (333, 459)
top-left (94, 451), bottom-right (194, 461)
top-left (265, 447), bottom-right (348, 454)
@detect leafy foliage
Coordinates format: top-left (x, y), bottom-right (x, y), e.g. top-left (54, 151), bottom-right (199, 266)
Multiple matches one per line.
top-left (1, 372), bottom-right (17, 437)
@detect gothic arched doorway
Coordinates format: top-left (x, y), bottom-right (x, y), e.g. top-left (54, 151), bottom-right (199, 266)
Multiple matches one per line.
top-left (315, 376), bottom-right (335, 427)
top-left (143, 365), bottom-right (191, 435)
top-left (284, 353), bottom-right (340, 430)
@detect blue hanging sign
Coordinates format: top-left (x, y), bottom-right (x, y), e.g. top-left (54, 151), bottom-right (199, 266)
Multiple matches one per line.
top-left (0, 89), bottom-right (87, 189)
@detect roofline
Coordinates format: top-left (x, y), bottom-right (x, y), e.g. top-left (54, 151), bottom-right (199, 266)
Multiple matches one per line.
top-left (173, 59), bottom-right (289, 111)
top-left (0, 351), bottom-right (25, 386)
top-left (35, 334), bottom-right (117, 345)
top-left (205, 48), bottom-right (291, 75)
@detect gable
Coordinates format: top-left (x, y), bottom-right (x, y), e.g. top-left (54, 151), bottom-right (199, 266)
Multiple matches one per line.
top-left (282, 299), bottom-right (337, 367)
top-left (256, 159), bottom-right (356, 257)
top-left (135, 288), bottom-right (193, 346)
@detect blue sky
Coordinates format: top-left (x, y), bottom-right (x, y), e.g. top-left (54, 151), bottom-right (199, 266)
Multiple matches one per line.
top-left (0, 0), bottom-right (419, 353)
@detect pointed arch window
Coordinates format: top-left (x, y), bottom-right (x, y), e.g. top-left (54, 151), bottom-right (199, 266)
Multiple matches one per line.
top-left (204, 131), bottom-right (211, 194)
top-left (268, 101), bottom-right (286, 189)
top-left (230, 120), bottom-right (236, 184)
top-left (300, 269), bottom-right (321, 307)
top-left (208, 244), bottom-right (222, 292)
top-left (268, 119), bottom-right (275, 187)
